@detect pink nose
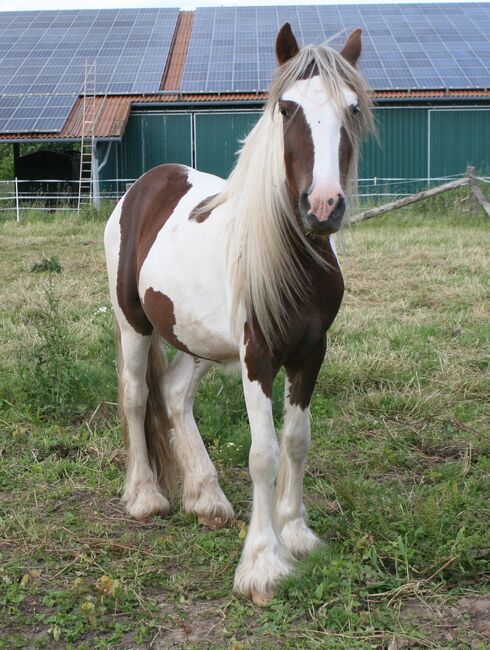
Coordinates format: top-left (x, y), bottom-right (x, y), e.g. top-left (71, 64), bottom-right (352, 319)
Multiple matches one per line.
top-left (308, 185), bottom-right (344, 222)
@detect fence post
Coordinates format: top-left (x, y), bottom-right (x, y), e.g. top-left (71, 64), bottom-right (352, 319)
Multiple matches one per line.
top-left (15, 177), bottom-right (20, 223)
top-left (467, 166), bottom-right (478, 216)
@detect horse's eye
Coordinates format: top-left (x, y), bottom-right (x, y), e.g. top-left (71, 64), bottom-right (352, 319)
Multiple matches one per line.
top-left (279, 106), bottom-right (289, 118)
top-left (350, 104), bottom-right (361, 115)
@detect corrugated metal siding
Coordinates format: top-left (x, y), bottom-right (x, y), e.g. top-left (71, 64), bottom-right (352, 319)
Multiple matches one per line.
top-left (97, 105), bottom-right (490, 194)
top-left (194, 111), bottom-right (261, 177)
top-left (429, 109), bottom-right (490, 177)
top-left (360, 108), bottom-right (428, 181)
top-left (121, 112), bottom-right (192, 179)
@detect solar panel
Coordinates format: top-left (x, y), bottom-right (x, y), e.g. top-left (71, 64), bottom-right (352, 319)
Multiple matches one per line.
top-left (180, 3), bottom-right (490, 92)
top-left (0, 94), bottom-right (76, 132)
top-left (0, 7), bottom-right (179, 132)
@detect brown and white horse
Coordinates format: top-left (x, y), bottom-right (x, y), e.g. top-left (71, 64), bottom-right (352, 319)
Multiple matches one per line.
top-left (104, 24), bottom-right (373, 605)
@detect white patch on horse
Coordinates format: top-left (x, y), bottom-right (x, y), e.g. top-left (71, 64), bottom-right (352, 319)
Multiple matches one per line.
top-left (138, 169), bottom-right (238, 361)
top-left (283, 77), bottom-right (358, 215)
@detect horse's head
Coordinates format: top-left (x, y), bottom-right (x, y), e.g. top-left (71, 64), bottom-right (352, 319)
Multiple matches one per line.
top-left (273, 23), bottom-right (372, 235)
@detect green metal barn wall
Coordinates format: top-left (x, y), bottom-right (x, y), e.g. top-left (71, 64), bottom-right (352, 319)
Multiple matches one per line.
top-left (360, 108), bottom-right (427, 181)
top-left (429, 109), bottom-right (490, 177)
top-left (122, 113), bottom-right (192, 178)
top-left (100, 107), bottom-right (490, 190)
top-left (194, 112), bottom-right (261, 177)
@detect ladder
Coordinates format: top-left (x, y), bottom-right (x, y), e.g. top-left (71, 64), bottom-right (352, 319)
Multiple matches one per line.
top-left (77, 61), bottom-right (97, 211)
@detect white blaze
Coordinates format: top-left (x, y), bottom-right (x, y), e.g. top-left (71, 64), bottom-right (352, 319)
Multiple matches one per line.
top-left (283, 77), bottom-right (357, 220)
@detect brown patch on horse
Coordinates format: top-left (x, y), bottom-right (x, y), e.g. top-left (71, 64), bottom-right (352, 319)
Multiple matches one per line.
top-left (143, 288), bottom-right (191, 355)
top-left (285, 338), bottom-right (326, 410)
top-left (281, 101), bottom-right (314, 201)
top-left (116, 164), bottom-right (192, 335)
top-left (244, 237), bottom-right (344, 407)
top-left (285, 238), bottom-right (344, 408)
top-left (243, 322), bottom-right (278, 399)
top-left (339, 127), bottom-right (353, 189)
top-left (299, 61), bottom-right (318, 80)
top-left (189, 194), bottom-right (218, 223)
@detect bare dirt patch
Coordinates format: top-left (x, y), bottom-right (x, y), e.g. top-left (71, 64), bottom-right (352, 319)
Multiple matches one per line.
top-left (151, 599), bottom-right (232, 649)
top-left (395, 595), bottom-right (490, 648)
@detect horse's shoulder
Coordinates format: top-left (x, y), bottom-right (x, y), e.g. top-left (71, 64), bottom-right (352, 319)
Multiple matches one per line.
top-left (130, 163), bottom-right (193, 198)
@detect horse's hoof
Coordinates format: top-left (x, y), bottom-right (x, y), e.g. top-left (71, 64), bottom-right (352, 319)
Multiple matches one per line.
top-left (125, 490), bottom-right (170, 521)
top-left (251, 590), bottom-right (274, 607)
top-left (280, 518), bottom-right (323, 558)
top-left (198, 514), bottom-right (228, 530)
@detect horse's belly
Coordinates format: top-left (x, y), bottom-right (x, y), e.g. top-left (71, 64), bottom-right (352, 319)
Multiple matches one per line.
top-left (143, 282), bottom-right (238, 361)
top-left (138, 199), bottom-right (238, 362)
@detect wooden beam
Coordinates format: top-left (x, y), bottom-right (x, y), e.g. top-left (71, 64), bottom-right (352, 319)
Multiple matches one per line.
top-left (467, 166), bottom-right (479, 215)
top-left (349, 177), bottom-right (468, 225)
top-left (471, 184), bottom-right (490, 218)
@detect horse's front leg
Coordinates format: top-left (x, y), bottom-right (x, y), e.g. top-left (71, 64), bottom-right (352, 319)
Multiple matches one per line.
top-left (276, 340), bottom-right (326, 557)
top-left (234, 337), bottom-right (293, 606)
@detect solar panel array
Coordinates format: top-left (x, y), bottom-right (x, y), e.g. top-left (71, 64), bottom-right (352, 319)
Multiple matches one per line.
top-left (181, 3), bottom-right (490, 93)
top-left (0, 8), bottom-right (179, 132)
top-left (1, 4), bottom-right (489, 134)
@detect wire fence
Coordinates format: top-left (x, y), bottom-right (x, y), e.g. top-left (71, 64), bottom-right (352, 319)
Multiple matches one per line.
top-left (1, 174), bottom-right (489, 221)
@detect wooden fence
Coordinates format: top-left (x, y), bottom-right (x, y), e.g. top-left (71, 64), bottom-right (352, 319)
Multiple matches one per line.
top-left (351, 166), bottom-right (490, 224)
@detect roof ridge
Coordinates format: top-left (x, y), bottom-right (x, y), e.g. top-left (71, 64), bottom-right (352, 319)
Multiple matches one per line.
top-left (161, 11), bottom-right (195, 92)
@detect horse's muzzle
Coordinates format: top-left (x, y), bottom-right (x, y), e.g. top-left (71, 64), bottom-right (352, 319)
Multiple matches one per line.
top-left (299, 193), bottom-right (345, 234)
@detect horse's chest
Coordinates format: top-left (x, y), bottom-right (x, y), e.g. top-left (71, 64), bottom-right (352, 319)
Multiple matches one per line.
top-left (283, 276), bottom-right (344, 361)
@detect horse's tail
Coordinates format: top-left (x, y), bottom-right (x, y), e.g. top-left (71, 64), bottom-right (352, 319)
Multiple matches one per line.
top-left (116, 324), bottom-right (177, 499)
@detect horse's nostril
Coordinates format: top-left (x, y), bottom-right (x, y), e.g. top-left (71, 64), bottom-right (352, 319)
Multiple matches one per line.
top-left (299, 192), bottom-right (310, 214)
top-left (333, 196), bottom-right (346, 219)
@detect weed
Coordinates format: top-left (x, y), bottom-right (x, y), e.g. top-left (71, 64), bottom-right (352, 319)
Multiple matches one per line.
top-left (30, 255), bottom-right (63, 274)
top-left (12, 278), bottom-right (114, 422)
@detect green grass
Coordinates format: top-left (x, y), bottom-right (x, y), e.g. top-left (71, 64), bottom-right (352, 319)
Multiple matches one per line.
top-left (0, 199), bottom-right (489, 649)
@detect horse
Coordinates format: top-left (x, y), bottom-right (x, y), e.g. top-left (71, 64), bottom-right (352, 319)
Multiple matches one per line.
top-left (104, 23), bottom-right (373, 606)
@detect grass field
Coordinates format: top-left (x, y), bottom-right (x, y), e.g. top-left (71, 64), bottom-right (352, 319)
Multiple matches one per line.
top-left (0, 199), bottom-right (489, 649)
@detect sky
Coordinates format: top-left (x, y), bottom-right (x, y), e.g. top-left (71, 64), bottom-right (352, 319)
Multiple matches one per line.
top-left (0, 0), bottom-right (486, 11)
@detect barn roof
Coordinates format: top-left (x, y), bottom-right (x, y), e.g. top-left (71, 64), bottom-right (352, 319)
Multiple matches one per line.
top-left (0, 3), bottom-right (489, 141)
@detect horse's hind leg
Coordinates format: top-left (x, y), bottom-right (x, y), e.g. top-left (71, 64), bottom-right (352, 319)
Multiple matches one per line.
top-left (119, 326), bottom-right (170, 520)
top-left (162, 352), bottom-right (235, 529)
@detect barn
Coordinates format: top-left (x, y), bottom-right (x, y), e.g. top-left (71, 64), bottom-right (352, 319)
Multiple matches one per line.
top-left (1, 3), bottom-right (490, 202)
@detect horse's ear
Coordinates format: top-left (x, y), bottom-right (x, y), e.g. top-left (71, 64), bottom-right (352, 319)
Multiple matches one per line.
top-left (340, 28), bottom-right (362, 66)
top-left (276, 23), bottom-right (300, 65)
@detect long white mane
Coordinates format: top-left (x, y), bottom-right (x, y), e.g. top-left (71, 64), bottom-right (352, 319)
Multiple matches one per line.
top-left (204, 44), bottom-right (374, 348)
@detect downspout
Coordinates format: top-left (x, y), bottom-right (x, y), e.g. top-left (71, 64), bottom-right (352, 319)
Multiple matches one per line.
top-left (94, 141), bottom-right (112, 206)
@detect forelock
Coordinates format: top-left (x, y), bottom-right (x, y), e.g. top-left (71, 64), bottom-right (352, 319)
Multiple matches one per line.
top-left (267, 43), bottom-right (374, 141)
